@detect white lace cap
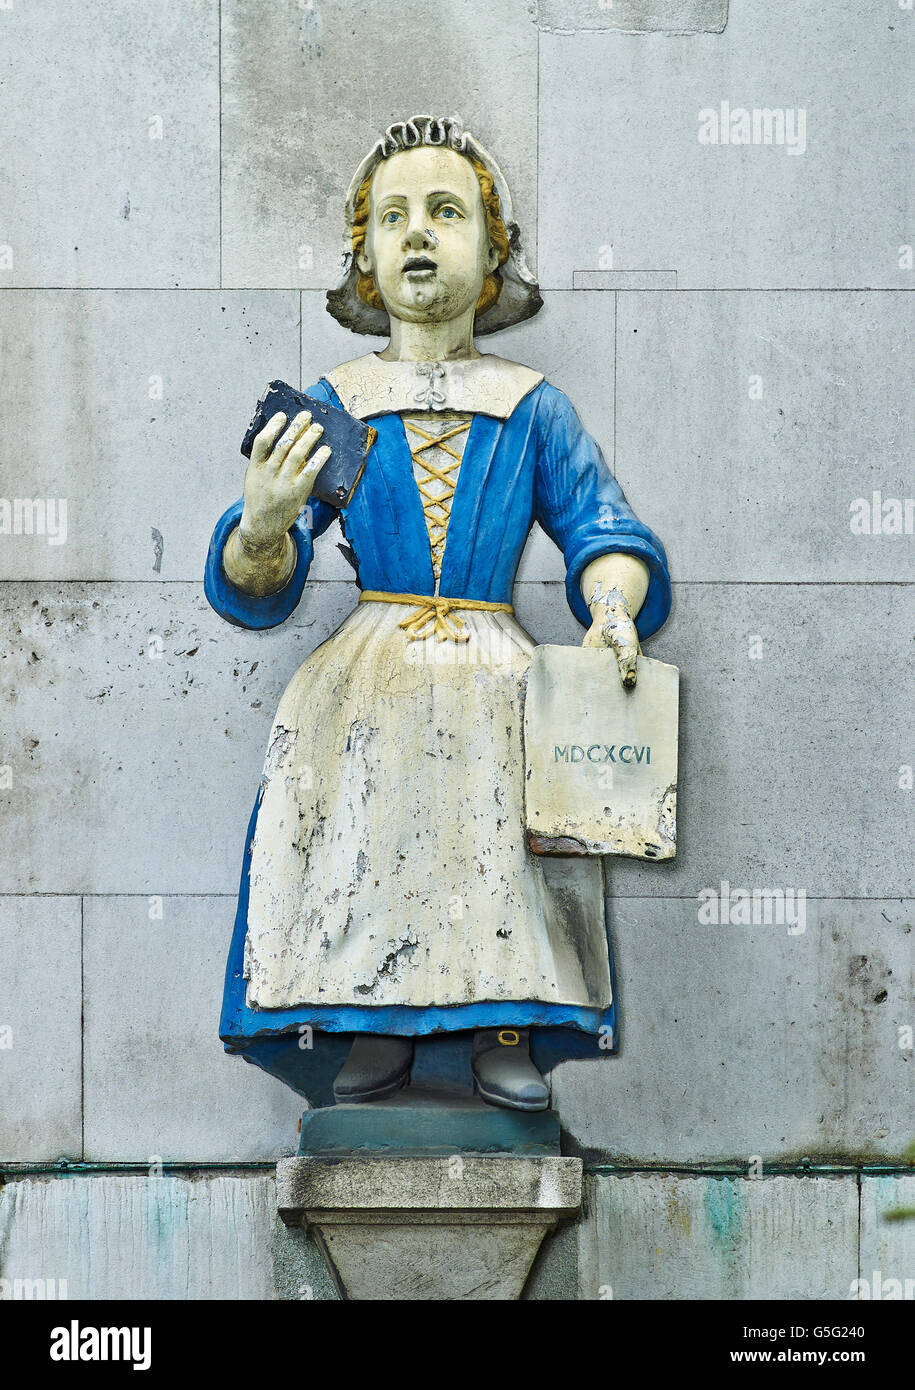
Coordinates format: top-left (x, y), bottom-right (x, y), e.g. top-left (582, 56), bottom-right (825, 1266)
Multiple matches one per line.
top-left (326, 114), bottom-right (542, 338)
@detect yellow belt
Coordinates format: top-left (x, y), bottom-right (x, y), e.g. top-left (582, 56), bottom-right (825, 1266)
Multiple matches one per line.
top-left (359, 590), bottom-right (513, 643)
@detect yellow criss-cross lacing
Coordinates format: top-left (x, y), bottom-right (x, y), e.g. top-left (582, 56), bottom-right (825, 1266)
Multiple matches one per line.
top-left (403, 417), bottom-right (471, 581)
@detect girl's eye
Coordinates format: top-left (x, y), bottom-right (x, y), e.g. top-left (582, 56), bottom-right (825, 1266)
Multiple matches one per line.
top-left (436, 206), bottom-right (462, 221)
top-left (382, 210), bottom-right (403, 225)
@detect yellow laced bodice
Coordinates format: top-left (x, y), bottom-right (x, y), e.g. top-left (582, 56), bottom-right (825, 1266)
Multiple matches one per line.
top-left (401, 411), bottom-right (473, 591)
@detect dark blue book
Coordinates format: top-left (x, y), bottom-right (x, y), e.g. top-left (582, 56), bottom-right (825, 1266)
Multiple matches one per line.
top-left (241, 380), bottom-right (376, 509)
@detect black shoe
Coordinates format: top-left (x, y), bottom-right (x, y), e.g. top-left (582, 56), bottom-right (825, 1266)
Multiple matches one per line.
top-left (333, 1035), bottom-right (414, 1104)
top-left (471, 1028), bottom-right (550, 1111)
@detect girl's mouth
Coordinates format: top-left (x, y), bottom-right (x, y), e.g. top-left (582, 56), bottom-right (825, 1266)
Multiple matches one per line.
top-left (403, 256), bottom-right (437, 274)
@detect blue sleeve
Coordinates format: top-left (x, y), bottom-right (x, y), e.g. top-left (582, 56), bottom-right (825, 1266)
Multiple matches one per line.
top-left (203, 379), bottom-right (339, 630)
top-left (533, 383), bottom-right (671, 639)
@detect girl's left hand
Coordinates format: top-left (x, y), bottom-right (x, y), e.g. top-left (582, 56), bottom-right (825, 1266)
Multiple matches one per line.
top-left (582, 587), bottom-right (640, 689)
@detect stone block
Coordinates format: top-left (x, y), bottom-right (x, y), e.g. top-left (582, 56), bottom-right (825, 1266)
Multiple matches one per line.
top-left (857, 1176), bottom-right (915, 1300)
top-left (0, 291), bottom-right (300, 582)
top-left (574, 1172), bottom-right (858, 1299)
top-left (614, 292), bottom-right (915, 582)
top-left (0, 2), bottom-right (219, 287)
top-left (0, 582), bottom-right (352, 894)
top-left (0, 1175), bottom-right (275, 1299)
top-left (538, 4), bottom-right (912, 289)
top-left (551, 898), bottom-right (915, 1163)
top-left (0, 897), bottom-right (82, 1162)
top-left (82, 896), bottom-right (304, 1161)
top-left (277, 1154), bottom-right (583, 1299)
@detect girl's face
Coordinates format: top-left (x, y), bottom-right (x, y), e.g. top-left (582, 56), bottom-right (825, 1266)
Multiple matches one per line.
top-left (357, 146), bottom-right (498, 326)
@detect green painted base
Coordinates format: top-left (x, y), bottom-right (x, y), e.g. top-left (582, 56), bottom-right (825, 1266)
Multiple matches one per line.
top-left (297, 1086), bottom-right (561, 1158)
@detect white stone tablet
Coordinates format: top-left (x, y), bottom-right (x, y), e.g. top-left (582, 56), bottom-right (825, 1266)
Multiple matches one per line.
top-left (523, 646), bottom-right (679, 860)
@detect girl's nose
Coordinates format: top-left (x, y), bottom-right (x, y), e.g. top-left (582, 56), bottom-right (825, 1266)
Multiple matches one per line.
top-left (403, 225), bottom-right (436, 250)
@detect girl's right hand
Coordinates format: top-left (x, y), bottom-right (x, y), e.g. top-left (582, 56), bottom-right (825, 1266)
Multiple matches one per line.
top-left (239, 409), bottom-right (332, 552)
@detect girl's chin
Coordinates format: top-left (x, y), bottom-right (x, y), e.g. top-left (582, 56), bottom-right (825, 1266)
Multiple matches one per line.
top-left (380, 293), bottom-right (479, 327)
top-left (389, 301), bottom-right (452, 323)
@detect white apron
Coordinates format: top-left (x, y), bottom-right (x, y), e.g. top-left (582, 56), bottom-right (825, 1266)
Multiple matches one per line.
top-left (243, 599), bottom-right (613, 1015)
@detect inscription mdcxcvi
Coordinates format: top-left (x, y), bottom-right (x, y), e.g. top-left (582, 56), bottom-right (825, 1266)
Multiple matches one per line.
top-left (525, 646), bottom-right (679, 860)
top-left (553, 744), bottom-right (651, 765)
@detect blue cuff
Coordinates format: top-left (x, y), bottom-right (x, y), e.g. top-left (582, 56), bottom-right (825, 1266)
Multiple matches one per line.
top-left (564, 529), bottom-right (672, 640)
top-left (204, 499), bottom-right (314, 630)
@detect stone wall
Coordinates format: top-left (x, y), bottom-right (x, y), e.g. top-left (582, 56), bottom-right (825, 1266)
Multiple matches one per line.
top-left (1, 0), bottom-right (912, 1299)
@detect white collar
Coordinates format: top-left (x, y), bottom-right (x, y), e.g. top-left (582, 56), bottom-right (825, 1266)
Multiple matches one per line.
top-left (323, 352), bottom-right (544, 421)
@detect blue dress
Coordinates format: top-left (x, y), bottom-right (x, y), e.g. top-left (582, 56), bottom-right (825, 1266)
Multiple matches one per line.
top-left (206, 368), bottom-right (670, 1103)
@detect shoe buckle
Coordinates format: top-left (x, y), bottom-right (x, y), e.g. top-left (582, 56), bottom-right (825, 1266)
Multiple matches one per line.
top-left (497, 1029), bottom-right (520, 1046)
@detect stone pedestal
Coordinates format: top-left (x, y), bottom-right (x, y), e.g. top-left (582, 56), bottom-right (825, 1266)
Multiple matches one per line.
top-left (276, 1088), bottom-right (582, 1300)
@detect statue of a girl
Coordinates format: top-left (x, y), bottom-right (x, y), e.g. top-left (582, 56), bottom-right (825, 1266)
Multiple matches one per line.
top-left (206, 116), bottom-right (670, 1113)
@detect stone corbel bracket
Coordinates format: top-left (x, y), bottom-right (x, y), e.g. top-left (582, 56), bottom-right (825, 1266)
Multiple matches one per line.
top-left (277, 1154), bottom-right (583, 1301)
